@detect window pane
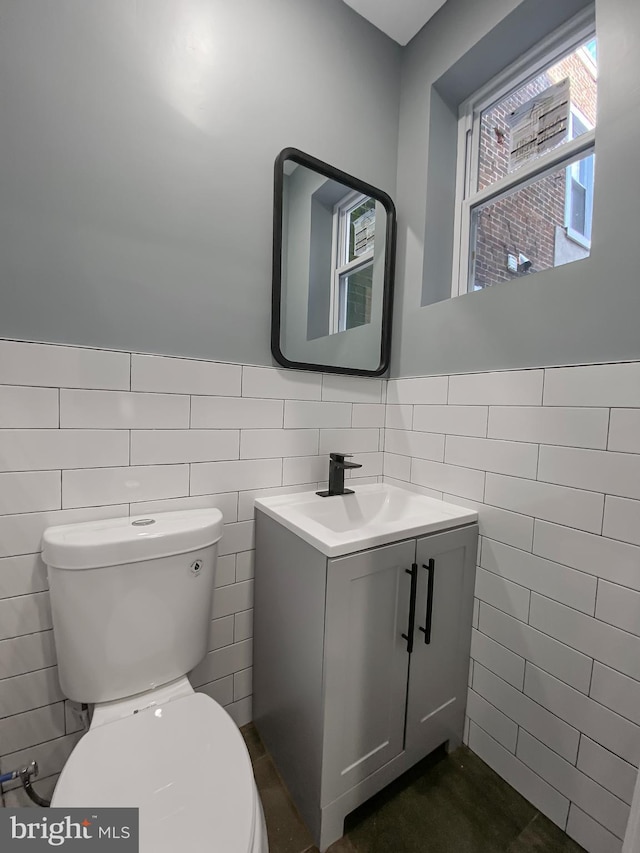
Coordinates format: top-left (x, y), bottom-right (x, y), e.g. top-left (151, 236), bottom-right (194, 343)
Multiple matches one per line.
top-left (478, 38), bottom-right (597, 191)
top-left (338, 262), bottom-right (374, 330)
top-left (469, 152), bottom-right (595, 291)
top-left (349, 198), bottom-right (376, 262)
top-left (570, 180), bottom-right (587, 233)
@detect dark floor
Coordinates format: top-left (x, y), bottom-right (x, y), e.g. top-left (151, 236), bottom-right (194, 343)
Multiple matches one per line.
top-left (240, 724), bottom-right (586, 853)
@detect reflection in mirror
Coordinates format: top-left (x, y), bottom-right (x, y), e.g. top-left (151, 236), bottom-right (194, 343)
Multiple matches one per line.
top-left (272, 149), bottom-right (396, 376)
top-left (332, 192), bottom-right (375, 333)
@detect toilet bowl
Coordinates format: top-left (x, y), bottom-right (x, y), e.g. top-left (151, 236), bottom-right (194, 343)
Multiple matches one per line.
top-left (51, 683), bottom-right (267, 852)
top-left (42, 509), bottom-right (268, 853)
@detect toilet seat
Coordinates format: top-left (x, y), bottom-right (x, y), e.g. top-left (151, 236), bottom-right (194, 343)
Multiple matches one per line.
top-left (52, 692), bottom-right (258, 853)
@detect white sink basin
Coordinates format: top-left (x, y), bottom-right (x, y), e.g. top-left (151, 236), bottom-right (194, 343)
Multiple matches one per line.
top-left (254, 483), bottom-right (478, 557)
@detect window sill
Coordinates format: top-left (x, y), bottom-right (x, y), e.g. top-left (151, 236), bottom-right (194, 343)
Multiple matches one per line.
top-left (565, 227), bottom-right (591, 250)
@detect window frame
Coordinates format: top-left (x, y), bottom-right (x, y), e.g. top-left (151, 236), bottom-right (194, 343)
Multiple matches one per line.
top-left (565, 105), bottom-right (595, 248)
top-left (451, 5), bottom-right (596, 297)
top-left (330, 190), bottom-right (375, 334)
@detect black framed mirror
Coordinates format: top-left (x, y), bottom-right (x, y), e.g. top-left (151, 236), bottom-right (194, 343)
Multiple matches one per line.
top-left (271, 148), bottom-right (396, 376)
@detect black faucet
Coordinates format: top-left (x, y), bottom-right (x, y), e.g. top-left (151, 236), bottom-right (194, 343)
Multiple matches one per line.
top-left (317, 453), bottom-right (363, 497)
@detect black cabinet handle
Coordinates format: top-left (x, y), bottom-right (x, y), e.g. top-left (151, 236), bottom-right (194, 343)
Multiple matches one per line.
top-left (419, 559), bottom-right (435, 645)
top-left (401, 562), bottom-right (418, 654)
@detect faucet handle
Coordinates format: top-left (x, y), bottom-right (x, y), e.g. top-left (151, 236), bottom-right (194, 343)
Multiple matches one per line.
top-left (329, 452), bottom-right (353, 462)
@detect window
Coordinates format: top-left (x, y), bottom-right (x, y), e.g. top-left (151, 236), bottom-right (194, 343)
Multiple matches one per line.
top-left (565, 108), bottom-right (594, 246)
top-left (452, 10), bottom-right (597, 295)
top-left (331, 192), bottom-right (376, 332)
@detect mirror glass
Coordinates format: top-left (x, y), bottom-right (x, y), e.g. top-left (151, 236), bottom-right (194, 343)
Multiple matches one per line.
top-left (272, 148), bottom-right (396, 376)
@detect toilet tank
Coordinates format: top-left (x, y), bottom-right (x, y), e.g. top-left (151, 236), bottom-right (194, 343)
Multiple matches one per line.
top-left (42, 509), bottom-right (223, 704)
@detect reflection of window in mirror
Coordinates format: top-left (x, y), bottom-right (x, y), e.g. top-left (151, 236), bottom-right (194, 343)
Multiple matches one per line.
top-left (331, 192), bottom-right (376, 333)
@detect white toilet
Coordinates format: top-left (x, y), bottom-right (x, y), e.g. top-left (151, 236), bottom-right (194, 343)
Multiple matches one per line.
top-left (41, 508), bottom-right (268, 853)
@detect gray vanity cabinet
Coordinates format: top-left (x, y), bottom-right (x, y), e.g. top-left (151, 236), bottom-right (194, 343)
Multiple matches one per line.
top-left (321, 540), bottom-right (415, 802)
top-left (405, 528), bottom-right (478, 756)
top-left (253, 513), bottom-right (478, 852)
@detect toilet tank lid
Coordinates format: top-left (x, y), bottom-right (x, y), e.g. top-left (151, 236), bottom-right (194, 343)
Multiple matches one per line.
top-left (42, 508), bottom-right (224, 570)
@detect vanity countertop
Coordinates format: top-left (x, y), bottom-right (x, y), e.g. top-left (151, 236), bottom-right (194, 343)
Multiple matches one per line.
top-left (255, 483), bottom-right (478, 557)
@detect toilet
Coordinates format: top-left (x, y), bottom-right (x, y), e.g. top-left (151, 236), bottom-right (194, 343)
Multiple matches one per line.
top-left (41, 509), bottom-right (268, 853)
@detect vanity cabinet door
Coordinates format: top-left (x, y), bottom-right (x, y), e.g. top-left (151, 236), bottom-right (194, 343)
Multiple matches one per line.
top-left (405, 526), bottom-right (478, 756)
top-left (321, 539), bottom-right (415, 805)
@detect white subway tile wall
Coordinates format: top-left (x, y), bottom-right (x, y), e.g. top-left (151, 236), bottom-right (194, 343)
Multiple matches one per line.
top-left (0, 340), bottom-right (383, 804)
top-left (382, 364), bottom-right (640, 853)
top-left (1, 339), bottom-right (639, 853)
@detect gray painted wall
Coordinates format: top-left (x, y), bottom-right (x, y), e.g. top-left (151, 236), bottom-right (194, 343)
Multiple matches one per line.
top-left (4, 0), bottom-right (637, 379)
top-left (307, 181), bottom-right (337, 341)
top-left (393, 0), bottom-right (640, 377)
top-left (0, 0), bottom-right (400, 367)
